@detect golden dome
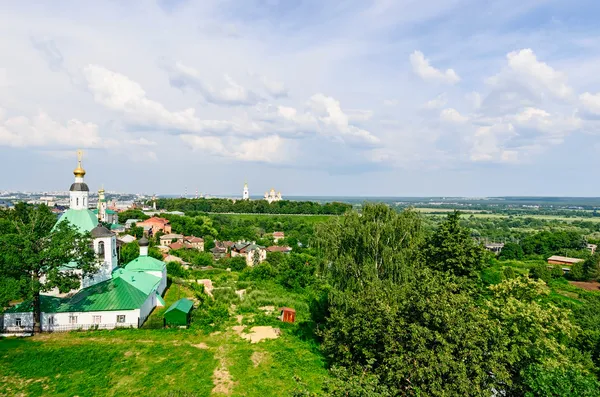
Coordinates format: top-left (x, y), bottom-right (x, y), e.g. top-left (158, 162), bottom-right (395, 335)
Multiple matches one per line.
top-left (73, 150), bottom-right (86, 177)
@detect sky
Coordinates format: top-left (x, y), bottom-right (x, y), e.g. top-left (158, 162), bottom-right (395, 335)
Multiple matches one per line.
top-left (2, 0), bottom-right (600, 197)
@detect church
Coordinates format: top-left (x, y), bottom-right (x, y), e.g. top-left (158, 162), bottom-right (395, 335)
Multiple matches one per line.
top-left (3, 152), bottom-right (167, 332)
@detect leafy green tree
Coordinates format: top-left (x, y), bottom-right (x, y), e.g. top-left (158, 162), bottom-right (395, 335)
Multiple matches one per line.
top-left (424, 211), bottom-right (486, 278)
top-left (166, 261), bottom-right (187, 278)
top-left (117, 209), bottom-right (148, 224)
top-left (0, 204), bottom-right (96, 332)
top-left (228, 256), bottom-right (247, 272)
top-left (315, 204), bottom-right (423, 291)
top-left (529, 264), bottom-right (551, 283)
top-left (277, 253), bottom-right (317, 290)
top-left (499, 242), bottom-right (524, 260)
top-left (582, 254), bottom-right (600, 281)
top-left (503, 266), bottom-right (516, 279)
top-left (120, 241), bottom-right (142, 265)
top-left (522, 365), bottom-right (600, 396)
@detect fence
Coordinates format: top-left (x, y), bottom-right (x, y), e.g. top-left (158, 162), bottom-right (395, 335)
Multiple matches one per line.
top-left (1, 323), bottom-right (138, 334)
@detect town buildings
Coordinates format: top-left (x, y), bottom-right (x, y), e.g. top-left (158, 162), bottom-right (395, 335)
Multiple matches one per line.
top-left (2, 152), bottom-right (167, 332)
top-left (136, 216), bottom-right (172, 235)
top-left (231, 241), bottom-right (267, 267)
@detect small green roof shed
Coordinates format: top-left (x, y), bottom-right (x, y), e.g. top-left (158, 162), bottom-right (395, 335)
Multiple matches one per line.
top-left (164, 298), bottom-right (194, 327)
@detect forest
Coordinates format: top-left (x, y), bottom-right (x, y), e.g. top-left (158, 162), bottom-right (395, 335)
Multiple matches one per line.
top-left (1, 203), bottom-right (600, 396)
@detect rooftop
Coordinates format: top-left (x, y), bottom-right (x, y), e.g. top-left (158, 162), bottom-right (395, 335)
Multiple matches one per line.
top-left (165, 298), bottom-right (194, 314)
top-left (547, 255), bottom-right (584, 264)
top-left (53, 209), bottom-right (99, 233)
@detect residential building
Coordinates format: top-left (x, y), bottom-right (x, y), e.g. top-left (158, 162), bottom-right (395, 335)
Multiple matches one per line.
top-left (185, 236), bottom-right (204, 251)
top-left (266, 246), bottom-right (292, 254)
top-left (231, 241), bottom-right (267, 267)
top-left (160, 233), bottom-right (184, 246)
top-left (547, 255), bottom-right (584, 266)
top-left (272, 231), bottom-right (285, 243)
top-left (587, 244), bottom-right (597, 254)
top-left (136, 216), bottom-right (172, 235)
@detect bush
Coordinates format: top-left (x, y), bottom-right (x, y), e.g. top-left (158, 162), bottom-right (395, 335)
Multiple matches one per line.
top-left (500, 242), bottom-right (524, 260)
top-left (529, 264), bottom-right (551, 283)
top-left (229, 256), bottom-right (248, 272)
top-left (167, 261), bottom-right (187, 278)
top-left (239, 263), bottom-right (278, 282)
top-left (551, 265), bottom-right (564, 279)
top-left (503, 266), bottom-right (516, 279)
top-left (569, 262), bottom-right (586, 281)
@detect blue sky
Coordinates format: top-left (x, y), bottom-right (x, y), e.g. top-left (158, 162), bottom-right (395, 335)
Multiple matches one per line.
top-left (1, 0), bottom-right (600, 196)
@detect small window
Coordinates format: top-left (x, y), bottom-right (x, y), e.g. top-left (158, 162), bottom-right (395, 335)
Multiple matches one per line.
top-left (92, 315), bottom-right (101, 324)
top-left (116, 315), bottom-right (126, 323)
top-left (98, 241), bottom-right (105, 256)
top-left (76, 197), bottom-right (79, 206)
top-left (15, 318), bottom-right (22, 327)
top-left (69, 315), bottom-right (78, 324)
top-left (48, 316), bottom-right (54, 325)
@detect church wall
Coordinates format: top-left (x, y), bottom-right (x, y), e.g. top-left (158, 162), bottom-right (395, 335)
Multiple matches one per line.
top-left (139, 293), bottom-right (157, 325)
top-left (2, 309), bottom-right (141, 331)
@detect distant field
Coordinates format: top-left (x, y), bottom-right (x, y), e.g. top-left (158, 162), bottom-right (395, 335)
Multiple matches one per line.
top-left (415, 208), bottom-right (600, 223)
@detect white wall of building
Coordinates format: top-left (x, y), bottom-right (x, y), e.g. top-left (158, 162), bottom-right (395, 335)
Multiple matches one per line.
top-left (3, 309), bottom-right (141, 331)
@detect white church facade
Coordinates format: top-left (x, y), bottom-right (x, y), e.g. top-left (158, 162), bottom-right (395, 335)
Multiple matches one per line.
top-left (2, 152), bottom-right (167, 332)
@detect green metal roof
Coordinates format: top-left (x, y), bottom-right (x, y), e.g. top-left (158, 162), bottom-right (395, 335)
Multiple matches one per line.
top-left (4, 296), bottom-right (66, 313)
top-left (4, 278), bottom-right (149, 313)
top-left (60, 278), bottom-right (149, 312)
top-left (113, 268), bottom-right (161, 295)
top-left (106, 209), bottom-right (117, 215)
top-left (53, 209), bottom-right (99, 233)
top-left (165, 298), bottom-right (193, 314)
top-left (110, 223), bottom-right (124, 230)
top-left (125, 255), bottom-right (165, 272)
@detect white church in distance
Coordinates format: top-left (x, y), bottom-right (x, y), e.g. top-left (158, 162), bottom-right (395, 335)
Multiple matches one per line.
top-left (3, 151), bottom-right (167, 332)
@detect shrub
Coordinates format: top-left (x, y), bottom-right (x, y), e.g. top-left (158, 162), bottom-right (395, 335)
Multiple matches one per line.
top-left (529, 264), bottom-right (551, 283)
top-left (239, 263), bottom-right (278, 282)
top-left (551, 265), bottom-right (564, 279)
top-left (167, 261), bottom-right (187, 278)
top-left (503, 266), bottom-right (516, 279)
top-left (229, 256), bottom-right (247, 272)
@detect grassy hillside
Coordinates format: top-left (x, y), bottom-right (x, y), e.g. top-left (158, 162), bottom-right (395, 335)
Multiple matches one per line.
top-left (0, 276), bottom-right (330, 397)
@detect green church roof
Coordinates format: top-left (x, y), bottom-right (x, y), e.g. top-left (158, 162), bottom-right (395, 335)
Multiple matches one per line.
top-left (125, 255), bottom-right (166, 272)
top-left (53, 209), bottom-right (99, 233)
top-left (5, 278), bottom-right (149, 313)
top-left (165, 298), bottom-right (193, 314)
top-left (113, 268), bottom-right (161, 295)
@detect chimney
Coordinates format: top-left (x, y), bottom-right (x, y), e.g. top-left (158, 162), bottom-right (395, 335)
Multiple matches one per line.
top-left (139, 236), bottom-right (149, 256)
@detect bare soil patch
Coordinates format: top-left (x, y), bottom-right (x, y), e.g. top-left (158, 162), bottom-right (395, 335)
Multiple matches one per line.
top-left (241, 326), bottom-right (280, 344)
top-left (569, 281), bottom-right (600, 291)
top-left (251, 351), bottom-right (267, 368)
top-left (191, 343), bottom-right (208, 349)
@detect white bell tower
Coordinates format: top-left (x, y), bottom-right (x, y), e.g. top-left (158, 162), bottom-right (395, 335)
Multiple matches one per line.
top-left (69, 150), bottom-right (90, 210)
top-left (243, 181), bottom-right (249, 200)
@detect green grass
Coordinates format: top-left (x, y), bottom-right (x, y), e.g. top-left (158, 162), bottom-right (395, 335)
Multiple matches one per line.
top-left (1, 280), bottom-right (330, 397)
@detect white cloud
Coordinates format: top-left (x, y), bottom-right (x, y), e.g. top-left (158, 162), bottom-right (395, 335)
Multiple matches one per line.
top-left (0, 109), bottom-right (113, 148)
top-left (383, 99), bottom-right (398, 106)
top-left (580, 92), bottom-right (600, 115)
top-left (423, 93), bottom-right (447, 109)
top-left (488, 49), bottom-right (572, 99)
top-left (125, 138), bottom-right (157, 146)
top-left (440, 108), bottom-right (468, 123)
top-left (346, 109), bottom-right (374, 122)
top-left (180, 134), bottom-right (287, 163)
top-left (466, 92), bottom-right (482, 109)
top-left (470, 123), bottom-right (516, 162)
top-left (409, 51), bottom-right (460, 84)
top-left (83, 64), bottom-right (231, 134)
top-left (166, 61), bottom-right (262, 105)
top-left (259, 75), bottom-right (289, 98)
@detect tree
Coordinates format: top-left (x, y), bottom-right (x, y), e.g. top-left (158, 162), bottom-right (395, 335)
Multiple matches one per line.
top-left (503, 266), bottom-right (516, 279)
top-left (0, 204), bottom-right (96, 332)
top-left (314, 204), bottom-right (423, 291)
top-left (424, 211), bottom-right (486, 278)
top-left (229, 256), bottom-right (247, 272)
top-left (499, 242), bottom-right (524, 260)
top-left (120, 241), bottom-right (140, 265)
top-left (529, 264), bottom-right (551, 283)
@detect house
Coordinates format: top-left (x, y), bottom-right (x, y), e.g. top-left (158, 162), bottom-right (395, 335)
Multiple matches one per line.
top-left (163, 254), bottom-right (190, 267)
top-left (272, 231), bottom-right (285, 243)
top-left (117, 234), bottom-right (136, 244)
top-left (125, 219), bottom-right (141, 229)
top-left (484, 243), bottom-right (504, 254)
top-left (547, 255), bottom-right (584, 266)
top-left (210, 246), bottom-right (228, 260)
top-left (231, 241), bottom-right (267, 267)
top-left (136, 217), bottom-right (171, 235)
top-left (185, 236), bottom-right (204, 251)
top-left (1, 153), bottom-right (167, 333)
top-left (160, 233), bottom-right (184, 246)
top-left (266, 246), bottom-right (292, 254)
top-left (587, 244), bottom-right (597, 254)
top-left (155, 245), bottom-right (170, 254)
top-left (168, 241), bottom-right (192, 251)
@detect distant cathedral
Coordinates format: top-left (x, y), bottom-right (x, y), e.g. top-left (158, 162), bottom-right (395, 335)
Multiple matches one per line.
top-left (264, 188), bottom-right (282, 204)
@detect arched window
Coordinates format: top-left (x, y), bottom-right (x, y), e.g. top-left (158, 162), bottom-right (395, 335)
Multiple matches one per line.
top-left (98, 241), bottom-right (105, 256)
top-left (76, 197), bottom-right (79, 206)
